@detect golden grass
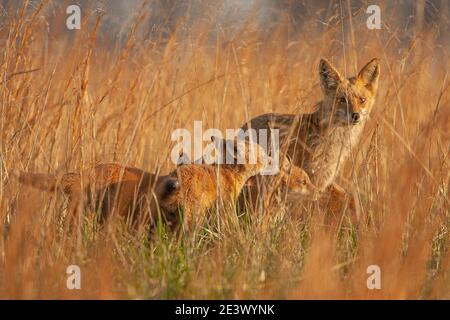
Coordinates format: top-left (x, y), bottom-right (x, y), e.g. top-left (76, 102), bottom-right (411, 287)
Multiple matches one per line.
top-left (0, 0), bottom-right (449, 299)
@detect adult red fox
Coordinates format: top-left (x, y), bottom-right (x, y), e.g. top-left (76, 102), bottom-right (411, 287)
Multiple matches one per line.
top-left (242, 58), bottom-right (380, 217)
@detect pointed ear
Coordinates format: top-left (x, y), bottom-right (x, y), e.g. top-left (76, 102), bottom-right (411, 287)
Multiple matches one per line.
top-left (211, 135), bottom-right (224, 149)
top-left (212, 136), bottom-right (236, 162)
top-left (176, 150), bottom-right (191, 166)
top-left (210, 136), bottom-right (223, 160)
top-left (357, 58), bottom-right (380, 91)
top-left (319, 58), bottom-right (343, 93)
top-left (210, 135), bottom-right (218, 143)
top-left (245, 176), bottom-right (257, 186)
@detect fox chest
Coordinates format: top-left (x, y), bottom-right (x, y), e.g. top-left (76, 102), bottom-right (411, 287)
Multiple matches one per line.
top-left (289, 125), bottom-right (363, 190)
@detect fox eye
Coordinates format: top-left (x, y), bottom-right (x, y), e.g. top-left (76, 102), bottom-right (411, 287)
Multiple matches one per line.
top-left (360, 97), bottom-right (366, 104)
top-left (301, 179), bottom-right (307, 185)
top-left (339, 97), bottom-right (347, 104)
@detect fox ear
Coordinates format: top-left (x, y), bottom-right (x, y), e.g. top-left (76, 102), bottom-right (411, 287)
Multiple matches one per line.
top-left (211, 136), bottom-right (233, 162)
top-left (319, 58), bottom-right (343, 93)
top-left (357, 58), bottom-right (380, 91)
top-left (176, 150), bottom-right (191, 166)
top-left (211, 135), bottom-right (225, 148)
top-left (245, 176), bottom-right (257, 186)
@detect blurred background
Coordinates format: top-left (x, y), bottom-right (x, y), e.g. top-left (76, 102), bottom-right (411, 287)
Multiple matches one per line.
top-left (1, 0), bottom-right (450, 44)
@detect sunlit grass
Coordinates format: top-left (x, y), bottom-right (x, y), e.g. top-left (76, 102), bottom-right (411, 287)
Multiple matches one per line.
top-left (0, 1), bottom-right (449, 299)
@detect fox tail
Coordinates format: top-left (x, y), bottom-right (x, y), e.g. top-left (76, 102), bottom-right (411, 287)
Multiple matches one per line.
top-left (14, 170), bottom-right (59, 192)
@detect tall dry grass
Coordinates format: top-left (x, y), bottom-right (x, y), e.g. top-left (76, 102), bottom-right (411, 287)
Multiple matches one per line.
top-left (0, 0), bottom-right (449, 299)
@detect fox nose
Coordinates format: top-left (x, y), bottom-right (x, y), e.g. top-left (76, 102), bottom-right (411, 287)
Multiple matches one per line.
top-left (351, 113), bottom-right (360, 123)
top-left (166, 179), bottom-right (179, 192)
top-left (162, 178), bottom-right (179, 198)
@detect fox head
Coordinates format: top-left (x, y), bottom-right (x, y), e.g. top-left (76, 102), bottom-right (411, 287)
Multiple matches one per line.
top-left (176, 138), bottom-right (274, 176)
top-left (318, 58), bottom-right (380, 127)
top-left (211, 136), bottom-right (274, 176)
top-left (280, 157), bottom-right (318, 199)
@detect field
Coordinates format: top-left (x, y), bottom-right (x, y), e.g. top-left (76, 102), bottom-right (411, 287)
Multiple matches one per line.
top-left (0, 0), bottom-right (449, 299)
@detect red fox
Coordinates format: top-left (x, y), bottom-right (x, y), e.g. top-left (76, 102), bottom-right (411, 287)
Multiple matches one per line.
top-left (15, 136), bottom-right (273, 231)
top-left (165, 136), bottom-right (274, 229)
top-left (237, 155), bottom-right (318, 214)
top-left (241, 58), bottom-right (380, 217)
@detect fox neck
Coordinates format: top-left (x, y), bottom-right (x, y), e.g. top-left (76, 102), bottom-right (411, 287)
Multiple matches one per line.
top-left (307, 101), bottom-right (367, 190)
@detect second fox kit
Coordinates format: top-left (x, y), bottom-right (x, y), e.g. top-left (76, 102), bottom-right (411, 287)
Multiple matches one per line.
top-left (16, 136), bottom-right (273, 230)
top-left (238, 156), bottom-right (317, 214)
top-left (168, 136), bottom-right (274, 229)
top-left (242, 58), bottom-right (380, 197)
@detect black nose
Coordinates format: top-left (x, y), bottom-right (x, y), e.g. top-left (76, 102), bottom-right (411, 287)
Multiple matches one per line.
top-left (166, 178), bottom-right (179, 191)
top-left (162, 178), bottom-right (179, 197)
top-left (352, 113), bottom-right (360, 122)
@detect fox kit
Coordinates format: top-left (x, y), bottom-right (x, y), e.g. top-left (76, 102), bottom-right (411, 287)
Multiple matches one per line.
top-left (16, 136), bottom-right (271, 231)
top-left (242, 58), bottom-right (380, 203)
top-left (241, 156), bottom-right (317, 211)
top-left (16, 164), bottom-right (181, 230)
top-left (258, 157), bottom-right (316, 199)
top-left (165, 136), bottom-right (273, 229)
